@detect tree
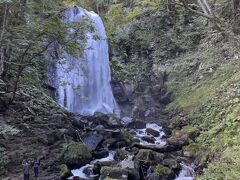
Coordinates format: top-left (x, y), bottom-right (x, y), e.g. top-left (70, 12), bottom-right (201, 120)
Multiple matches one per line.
top-left (0, 0), bottom-right (93, 102)
top-left (178, 0), bottom-right (240, 38)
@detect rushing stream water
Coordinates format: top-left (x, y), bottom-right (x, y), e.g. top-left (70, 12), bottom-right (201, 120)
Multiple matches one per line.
top-left (56, 7), bottom-right (119, 115)
top-left (68, 122), bottom-right (194, 180)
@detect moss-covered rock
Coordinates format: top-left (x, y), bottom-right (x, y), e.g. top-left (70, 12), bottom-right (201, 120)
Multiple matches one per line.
top-left (149, 165), bottom-right (174, 179)
top-left (134, 149), bottom-right (164, 166)
top-left (114, 149), bottom-right (128, 161)
top-left (59, 164), bottom-right (71, 179)
top-left (62, 142), bottom-right (92, 168)
top-left (100, 166), bottom-right (128, 180)
top-left (126, 120), bottom-right (146, 129)
top-left (162, 158), bottom-right (181, 170)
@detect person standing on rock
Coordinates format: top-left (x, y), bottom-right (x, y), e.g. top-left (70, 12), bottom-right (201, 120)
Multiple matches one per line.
top-left (33, 157), bottom-right (40, 178)
top-left (22, 159), bottom-right (30, 180)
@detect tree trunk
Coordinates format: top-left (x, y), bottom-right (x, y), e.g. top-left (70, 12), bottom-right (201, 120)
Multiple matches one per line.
top-left (232, 0), bottom-right (240, 14)
top-left (0, 4), bottom-right (8, 78)
top-left (11, 66), bottom-right (24, 103)
top-left (198, 0), bottom-right (212, 15)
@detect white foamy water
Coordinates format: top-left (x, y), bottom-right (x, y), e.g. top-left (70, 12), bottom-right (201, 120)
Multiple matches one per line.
top-left (120, 155), bottom-right (134, 169)
top-left (57, 7), bottom-right (119, 115)
top-left (70, 151), bottom-right (115, 179)
top-left (175, 163), bottom-right (195, 180)
top-left (134, 123), bottom-right (166, 147)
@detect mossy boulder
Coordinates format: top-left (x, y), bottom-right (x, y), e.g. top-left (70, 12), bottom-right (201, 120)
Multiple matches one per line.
top-left (175, 126), bottom-right (200, 140)
top-left (162, 158), bottom-right (181, 170)
top-left (59, 164), bottom-right (71, 179)
top-left (126, 120), bottom-right (146, 129)
top-left (62, 142), bottom-right (92, 168)
top-left (114, 149), bottom-right (128, 161)
top-left (100, 166), bottom-right (129, 180)
top-left (149, 165), bottom-right (174, 180)
top-left (134, 149), bottom-right (164, 166)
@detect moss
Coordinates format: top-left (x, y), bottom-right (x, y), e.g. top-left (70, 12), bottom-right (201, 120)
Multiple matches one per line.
top-left (59, 164), bottom-right (70, 179)
top-left (0, 123), bottom-right (20, 135)
top-left (115, 149), bottom-right (128, 161)
top-left (152, 165), bottom-right (172, 176)
top-left (62, 141), bottom-right (92, 167)
top-left (123, 130), bottom-right (135, 144)
top-left (167, 62), bottom-right (238, 112)
top-left (197, 146), bottom-right (240, 180)
top-left (135, 149), bottom-right (164, 165)
top-left (100, 167), bottom-right (128, 179)
top-left (0, 154), bottom-right (9, 171)
top-left (173, 126), bottom-right (200, 139)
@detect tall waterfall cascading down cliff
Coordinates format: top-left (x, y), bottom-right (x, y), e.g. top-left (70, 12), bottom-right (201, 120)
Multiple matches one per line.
top-left (56, 7), bottom-right (119, 115)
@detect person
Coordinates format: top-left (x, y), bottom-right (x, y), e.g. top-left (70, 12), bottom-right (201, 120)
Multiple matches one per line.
top-left (22, 159), bottom-right (30, 180)
top-left (33, 157), bottom-right (40, 178)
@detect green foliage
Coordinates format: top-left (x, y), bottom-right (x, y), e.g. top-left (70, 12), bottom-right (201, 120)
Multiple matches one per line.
top-left (0, 154), bottom-right (9, 172)
top-left (108, 1), bottom-right (204, 83)
top-left (164, 32), bottom-right (240, 178)
top-left (0, 123), bottom-right (20, 135)
top-left (111, 56), bottom-right (148, 82)
top-left (198, 146), bottom-right (240, 180)
top-left (59, 164), bottom-right (70, 178)
top-left (152, 165), bottom-right (172, 176)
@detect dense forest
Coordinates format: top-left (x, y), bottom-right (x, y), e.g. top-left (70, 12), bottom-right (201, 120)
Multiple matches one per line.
top-left (0, 0), bottom-right (240, 179)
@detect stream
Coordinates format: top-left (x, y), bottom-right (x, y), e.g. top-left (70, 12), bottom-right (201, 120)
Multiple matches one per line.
top-left (68, 122), bottom-right (194, 180)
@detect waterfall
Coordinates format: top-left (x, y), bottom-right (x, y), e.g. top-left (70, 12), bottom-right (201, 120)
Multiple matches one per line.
top-left (56, 7), bottom-right (119, 115)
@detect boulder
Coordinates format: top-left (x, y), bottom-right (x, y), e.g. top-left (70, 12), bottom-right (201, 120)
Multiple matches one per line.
top-left (146, 128), bottom-right (160, 137)
top-left (127, 120), bottom-right (146, 129)
top-left (71, 119), bottom-right (84, 129)
top-left (100, 166), bottom-right (129, 180)
top-left (93, 112), bottom-right (109, 123)
top-left (93, 149), bottom-right (109, 159)
top-left (114, 149), bottom-right (129, 161)
top-left (93, 162), bottom-right (102, 174)
top-left (102, 138), bottom-right (117, 148)
top-left (82, 133), bottom-right (103, 151)
top-left (95, 125), bottom-right (105, 130)
top-left (162, 158), bottom-right (181, 170)
top-left (134, 149), bottom-right (164, 166)
top-left (62, 142), bottom-right (92, 168)
top-left (111, 79), bottom-right (129, 104)
top-left (108, 117), bottom-right (121, 128)
top-left (109, 140), bottom-right (128, 149)
top-left (149, 165), bottom-right (175, 180)
top-left (141, 136), bottom-right (155, 144)
top-left (59, 164), bottom-right (71, 179)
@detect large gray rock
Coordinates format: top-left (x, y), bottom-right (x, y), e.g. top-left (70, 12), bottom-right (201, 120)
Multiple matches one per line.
top-left (146, 128), bottom-right (160, 137)
top-left (111, 79), bottom-right (129, 104)
top-left (82, 133), bottom-right (103, 151)
top-left (126, 120), bottom-right (146, 129)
